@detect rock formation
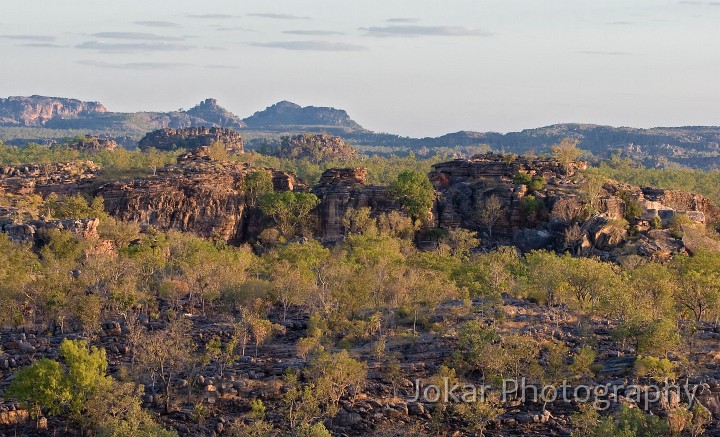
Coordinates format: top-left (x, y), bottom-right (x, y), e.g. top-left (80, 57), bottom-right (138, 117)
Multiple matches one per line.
top-left (67, 135), bottom-right (118, 152)
top-left (277, 133), bottom-right (358, 163)
top-left (313, 168), bottom-right (400, 242)
top-left (641, 187), bottom-right (720, 224)
top-left (429, 153), bottom-right (719, 258)
top-left (0, 161), bottom-right (100, 196)
top-left (1, 149), bottom-right (717, 257)
top-left (0, 95), bottom-right (107, 127)
top-left (138, 127), bottom-right (244, 153)
top-left (1, 218), bottom-right (99, 244)
top-left (243, 101), bottom-right (363, 130)
top-left (97, 151), bottom-right (299, 244)
top-left (430, 154), bottom-right (587, 238)
top-left (184, 98), bottom-right (246, 129)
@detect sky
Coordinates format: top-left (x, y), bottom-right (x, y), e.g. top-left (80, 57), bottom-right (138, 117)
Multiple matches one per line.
top-left (1, 0), bottom-right (718, 137)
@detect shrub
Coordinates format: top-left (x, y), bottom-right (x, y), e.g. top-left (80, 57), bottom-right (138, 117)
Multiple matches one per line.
top-left (528, 176), bottom-right (547, 191)
top-left (635, 355), bottom-right (676, 380)
top-left (513, 172), bottom-right (532, 185)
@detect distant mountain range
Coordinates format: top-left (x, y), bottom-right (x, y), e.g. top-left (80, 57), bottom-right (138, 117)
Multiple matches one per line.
top-left (1, 95), bottom-right (719, 169)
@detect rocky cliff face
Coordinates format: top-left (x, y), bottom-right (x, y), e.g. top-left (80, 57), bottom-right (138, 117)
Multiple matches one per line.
top-left (0, 95), bottom-right (107, 127)
top-left (1, 149), bottom-right (717, 258)
top-left (97, 151), bottom-right (297, 243)
top-left (641, 187), bottom-right (720, 224)
top-left (243, 101), bottom-right (364, 130)
top-left (430, 153), bottom-right (720, 259)
top-left (313, 168), bottom-right (400, 242)
top-left (430, 154), bottom-right (587, 238)
top-left (138, 127), bottom-right (244, 153)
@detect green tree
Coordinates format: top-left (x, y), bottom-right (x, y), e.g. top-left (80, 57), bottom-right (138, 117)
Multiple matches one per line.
top-left (307, 350), bottom-right (367, 417)
top-left (476, 195), bottom-right (504, 239)
top-left (243, 170), bottom-right (274, 208)
top-left (674, 250), bottom-right (720, 323)
top-left (456, 394), bottom-right (504, 437)
top-left (7, 358), bottom-right (70, 417)
top-left (0, 234), bottom-right (36, 326)
top-left (281, 370), bottom-right (323, 432)
top-left (86, 380), bottom-right (178, 437)
top-left (8, 339), bottom-right (174, 435)
top-left (259, 191), bottom-right (320, 237)
top-left (135, 318), bottom-right (195, 413)
top-left (551, 137), bottom-right (582, 168)
top-left (388, 170), bottom-right (435, 224)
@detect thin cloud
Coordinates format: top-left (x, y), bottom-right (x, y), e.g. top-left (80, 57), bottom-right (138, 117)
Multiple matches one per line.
top-left (0, 34), bottom-right (55, 42)
top-left (283, 30), bottom-right (344, 36)
top-left (76, 40), bottom-right (193, 52)
top-left (216, 26), bottom-right (255, 32)
top-left (251, 40), bottom-right (366, 52)
top-left (362, 25), bottom-right (491, 37)
top-left (78, 60), bottom-right (189, 70)
top-left (578, 50), bottom-right (631, 56)
top-left (607, 21), bottom-right (636, 25)
top-left (134, 20), bottom-right (181, 28)
top-left (18, 43), bottom-right (66, 48)
top-left (386, 18), bottom-right (419, 23)
top-left (188, 14), bottom-right (236, 19)
top-left (205, 64), bottom-right (238, 69)
top-left (248, 13), bottom-right (310, 20)
top-left (91, 32), bottom-right (185, 41)
top-left (679, 0), bottom-right (720, 4)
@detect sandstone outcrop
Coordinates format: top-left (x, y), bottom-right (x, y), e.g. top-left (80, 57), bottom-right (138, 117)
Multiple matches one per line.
top-left (641, 187), bottom-right (720, 224)
top-left (429, 154), bottom-right (586, 238)
top-left (138, 127), bottom-right (244, 153)
top-left (243, 100), bottom-right (363, 130)
top-left (313, 168), bottom-right (400, 242)
top-left (277, 133), bottom-right (358, 163)
top-left (184, 98), bottom-right (246, 129)
top-left (1, 218), bottom-right (99, 244)
top-left (0, 150), bottom-right (717, 258)
top-left (97, 152), bottom-right (298, 243)
top-left (67, 135), bottom-right (118, 152)
top-left (0, 161), bottom-right (100, 196)
top-left (0, 95), bottom-right (107, 127)
top-left (429, 153), bottom-right (719, 258)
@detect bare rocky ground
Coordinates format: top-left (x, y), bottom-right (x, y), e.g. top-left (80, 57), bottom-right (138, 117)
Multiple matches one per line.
top-left (2, 294), bottom-right (720, 436)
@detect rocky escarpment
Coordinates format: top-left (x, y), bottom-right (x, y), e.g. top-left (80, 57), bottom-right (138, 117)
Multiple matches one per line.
top-left (0, 161), bottom-right (100, 197)
top-left (97, 150), bottom-right (298, 244)
top-left (243, 101), bottom-right (364, 130)
top-left (0, 95), bottom-right (107, 127)
top-left (184, 98), bottom-right (246, 129)
top-left (313, 168), bottom-right (400, 243)
top-left (1, 150), bottom-right (717, 258)
top-left (277, 133), bottom-right (358, 163)
top-left (138, 127), bottom-right (244, 153)
top-left (0, 217), bottom-right (99, 244)
top-left (430, 153), bottom-right (720, 259)
top-left (430, 154), bottom-right (587, 238)
top-left (640, 187), bottom-right (720, 224)
top-left (66, 135), bottom-right (118, 152)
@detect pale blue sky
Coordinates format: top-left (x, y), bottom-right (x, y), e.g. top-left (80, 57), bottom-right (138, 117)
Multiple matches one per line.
top-left (1, 0), bottom-right (718, 136)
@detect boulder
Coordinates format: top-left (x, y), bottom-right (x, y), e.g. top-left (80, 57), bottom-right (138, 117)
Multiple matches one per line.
top-left (513, 228), bottom-right (555, 251)
top-left (584, 216), bottom-right (627, 250)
